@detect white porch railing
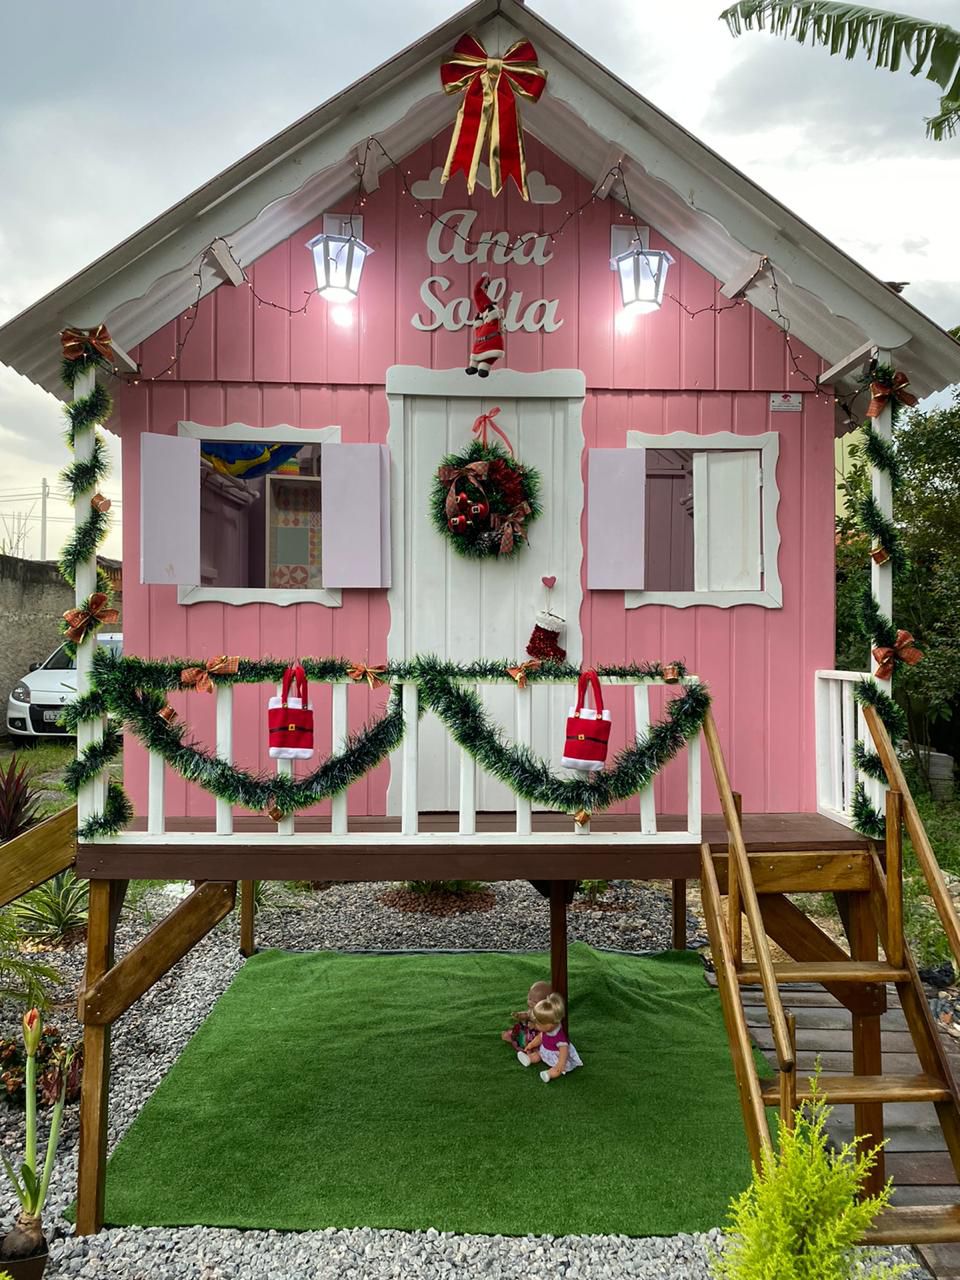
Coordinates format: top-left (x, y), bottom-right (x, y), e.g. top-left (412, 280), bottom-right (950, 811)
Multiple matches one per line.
top-left (134, 675), bottom-right (702, 847)
top-left (815, 669), bottom-right (886, 827)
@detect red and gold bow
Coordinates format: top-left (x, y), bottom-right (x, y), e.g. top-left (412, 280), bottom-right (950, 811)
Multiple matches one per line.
top-left (91, 493), bottom-right (111, 514)
top-left (440, 32), bottom-right (547, 199)
top-left (438, 459), bottom-right (490, 519)
top-left (866, 371), bottom-right (918, 419)
top-left (494, 502), bottom-right (531, 556)
top-left (180, 655), bottom-right (240, 693)
top-left (60, 324), bottom-right (114, 365)
top-left (347, 663), bottom-right (389, 690)
top-left (872, 630), bottom-right (923, 681)
top-left (471, 408), bottom-right (514, 456)
top-left (62, 593), bottom-right (119, 644)
top-left (507, 659), bottom-right (541, 688)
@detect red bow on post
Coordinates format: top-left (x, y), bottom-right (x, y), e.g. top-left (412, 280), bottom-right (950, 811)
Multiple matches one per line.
top-left (347, 663), bottom-right (389, 690)
top-left (506, 659), bottom-right (541, 688)
top-left (438, 459), bottom-right (490, 520)
top-left (180, 655), bottom-right (240, 693)
top-left (872, 630), bottom-right (923, 681)
top-left (62, 593), bottom-right (119, 644)
top-left (471, 408), bottom-right (515, 456)
top-left (440, 33), bottom-right (547, 199)
top-left (866, 371), bottom-right (918, 419)
top-left (494, 502), bottom-right (531, 556)
top-left (60, 324), bottom-right (115, 365)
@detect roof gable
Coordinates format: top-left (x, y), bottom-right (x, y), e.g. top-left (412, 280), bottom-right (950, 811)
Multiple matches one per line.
top-left (1, 0), bottom-right (958, 401)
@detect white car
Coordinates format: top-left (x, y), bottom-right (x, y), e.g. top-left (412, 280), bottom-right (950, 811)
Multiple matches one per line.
top-left (6, 634), bottom-right (122, 742)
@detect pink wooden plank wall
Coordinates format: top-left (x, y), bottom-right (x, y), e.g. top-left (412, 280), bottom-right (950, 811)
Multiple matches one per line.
top-left (119, 128), bottom-right (831, 819)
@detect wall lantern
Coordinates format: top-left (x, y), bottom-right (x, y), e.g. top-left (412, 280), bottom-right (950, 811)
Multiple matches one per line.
top-left (613, 245), bottom-right (674, 314)
top-left (306, 215), bottom-right (373, 304)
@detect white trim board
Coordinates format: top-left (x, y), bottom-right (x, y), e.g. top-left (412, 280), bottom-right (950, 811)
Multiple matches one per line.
top-left (624, 429), bottom-right (782, 610)
top-left (176, 420), bottom-right (343, 608)
top-left (385, 366), bottom-right (587, 399)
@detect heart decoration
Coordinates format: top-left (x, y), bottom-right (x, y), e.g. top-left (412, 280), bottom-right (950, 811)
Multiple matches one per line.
top-left (541, 575), bottom-right (556, 589)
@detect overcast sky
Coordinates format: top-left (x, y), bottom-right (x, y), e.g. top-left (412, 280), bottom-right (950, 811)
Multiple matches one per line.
top-left (1, 0), bottom-right (957, 560)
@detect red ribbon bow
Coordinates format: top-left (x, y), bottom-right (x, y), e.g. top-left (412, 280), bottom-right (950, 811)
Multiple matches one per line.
top-left (471, 408), bottom-right (514, 456)
top-left (872, 630), bottom-right (923, 681)
top-left (60, 324), bottom-right (115, 365)
top-left (438, 459), bottom-right (490, 519)
top-left (506, 659), bottom-right (541, 688)
top-left (180, 655), bottom-right (240, 693)
top-left (494, 502), bottom-right (532, 555)
top-left (866, 371), bottom-right (918, 419)
top-left (347, 663), bottom-right (389, 690)
top-left (440, 32), bottom-right (547, 199)
top-left (62, 593), bottom-right (119, 644)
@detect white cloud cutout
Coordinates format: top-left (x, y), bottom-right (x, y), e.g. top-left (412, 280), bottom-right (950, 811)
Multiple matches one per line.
top-left (410, 164), bottom-right (561, 204)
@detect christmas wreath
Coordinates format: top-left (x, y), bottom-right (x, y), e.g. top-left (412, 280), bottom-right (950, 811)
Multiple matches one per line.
top-left (431, 439), bottom-right (541, 559)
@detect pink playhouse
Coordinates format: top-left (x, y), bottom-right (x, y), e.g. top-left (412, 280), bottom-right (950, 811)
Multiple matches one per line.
top-left (3, 0), bottom-right (960, 1244)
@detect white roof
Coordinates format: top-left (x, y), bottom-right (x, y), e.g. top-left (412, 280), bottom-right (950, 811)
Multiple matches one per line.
top-left (1, 0), bottom-right (958, 411)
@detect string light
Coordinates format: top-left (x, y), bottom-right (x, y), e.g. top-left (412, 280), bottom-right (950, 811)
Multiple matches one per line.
top-left (127, 135), bottom-right (837, 406)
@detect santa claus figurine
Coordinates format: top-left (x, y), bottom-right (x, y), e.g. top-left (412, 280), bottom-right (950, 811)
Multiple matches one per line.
top-left (465, 274), bottom-right (504, 377)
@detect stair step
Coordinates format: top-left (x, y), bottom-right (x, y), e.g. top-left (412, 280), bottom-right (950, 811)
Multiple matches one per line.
top-left (737, 961), bottom-right (910, 985)
top-left (760, 1073), bottom-right (950, 1106)
top-left (866, 1204), bottom-right (960, 1245)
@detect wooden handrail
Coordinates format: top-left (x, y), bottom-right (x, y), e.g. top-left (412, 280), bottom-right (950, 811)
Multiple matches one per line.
top-left (702, 709), bottom-right (795, 1073)
top-left (862, 704), bottom-right (960, 968)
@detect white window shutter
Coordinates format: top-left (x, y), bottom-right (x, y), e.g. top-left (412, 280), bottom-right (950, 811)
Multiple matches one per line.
top-left (587, 448), bottom-right (646, 590)
top-left (692, 450), bottom-right (762, 591)
top-left (140, 433), bottom-right (200, 586)
top-left (321, 443), bottom-right (391, 588)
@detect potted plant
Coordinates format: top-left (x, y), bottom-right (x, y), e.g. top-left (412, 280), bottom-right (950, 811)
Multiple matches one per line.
top-left (0, 1010), bottom-right (74, 1278)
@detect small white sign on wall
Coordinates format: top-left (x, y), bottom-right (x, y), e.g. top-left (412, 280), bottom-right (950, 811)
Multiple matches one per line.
top-left (770, 392), bottom-right (803, 413)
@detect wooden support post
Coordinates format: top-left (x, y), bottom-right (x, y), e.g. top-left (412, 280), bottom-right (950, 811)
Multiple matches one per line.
top-left (240, 880), bottom-right (256, 957)
top-left (729, 789), bottom-right (743, 966)
top-left (550, 881), bottom-right (569, 1016)
top-left (672, 880), bottom-right (687, 950)
top-left (849, 889), bottom-right (886, 1199)
top-left (76, 879), bottom-right (124, 1236)
top-left (780, 1012), bottom-right (798, 1131)
top-left (885, 790), bottom-right (904, 968)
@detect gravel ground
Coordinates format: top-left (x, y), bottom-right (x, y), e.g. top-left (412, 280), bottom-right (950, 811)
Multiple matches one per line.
top-left (0, 880), bottom-right (928, 1280)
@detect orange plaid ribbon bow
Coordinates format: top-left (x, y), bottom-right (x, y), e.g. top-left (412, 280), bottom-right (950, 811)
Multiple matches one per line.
top-left (506, 659), bottom-right (541, 688)
top-left (180, 655), bottom-right (240, 693)
top-left (60, 324), bottom-right (114, 365)
top-left (347, 663), bottom-right (389, 690)
top-left (866, 371), bottom-right (918, 419)
top-left (872, 630), bottom-right (923, 681)
top-left (62, 593), bottom-right (119, 644)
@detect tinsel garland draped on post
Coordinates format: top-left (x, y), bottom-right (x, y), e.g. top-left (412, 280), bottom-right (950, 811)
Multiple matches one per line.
top-left (66, 651), bottom-right (710, 837)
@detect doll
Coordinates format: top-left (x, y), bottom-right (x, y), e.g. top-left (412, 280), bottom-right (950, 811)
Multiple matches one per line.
top-left (517, 992), bottom-right (583, 1082)
top-left (465, 274), bottom-right (504, 377)
top-left (501, 980), bottom-right (551, 1052)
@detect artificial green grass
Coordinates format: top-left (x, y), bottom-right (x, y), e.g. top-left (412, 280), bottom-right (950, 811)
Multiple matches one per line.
top-left (102, 944), bottom-right (759, 1237)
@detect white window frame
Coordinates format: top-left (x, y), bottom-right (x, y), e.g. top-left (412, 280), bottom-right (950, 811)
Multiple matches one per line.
top-left (624, 429), bottom-right (782, 610)
top-left (176, 420), bottom-right (343, 608)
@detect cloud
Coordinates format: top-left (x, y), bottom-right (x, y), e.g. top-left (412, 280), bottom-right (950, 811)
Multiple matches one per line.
top-left (902, 236), bottom-right (931, 256)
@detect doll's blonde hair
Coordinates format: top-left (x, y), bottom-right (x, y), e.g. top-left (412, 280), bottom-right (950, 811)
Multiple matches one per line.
top-left (533, 992), bottom-right (565, 1028)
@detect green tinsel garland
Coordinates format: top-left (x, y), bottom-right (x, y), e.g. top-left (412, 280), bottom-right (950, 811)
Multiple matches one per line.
top-left (61, 435), bottom-right (110, 494)
top-left (78, 784), bottom-right (133, 841)
top-left (861, 422), bottom-right (901, 490)
top-left (856, 493), bottom-right (905, 572)
top-left (429, 440), bottom-right (542, 560)
top-left (851, 782), bottom-right (886, 840)
top-left (852, 740), bottom-right (886, 783)
top-left (79, 651), bottom-right (705, 837)
top-left (859, 589), bottom-right (896, 652)
top-left (854, 677), bottom-right (908, 741)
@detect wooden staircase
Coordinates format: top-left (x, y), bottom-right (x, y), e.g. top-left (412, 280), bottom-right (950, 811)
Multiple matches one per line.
top-left (701, 705), bottom-right (960, 1246)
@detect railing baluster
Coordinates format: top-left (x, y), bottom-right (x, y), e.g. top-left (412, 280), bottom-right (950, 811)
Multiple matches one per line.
top-left (215, 684), bottom-right (233, 836)
top-left (841, 680), bottom-right (856, 813)
top-left (402, 681), bottom-right (419, 835)
top-left (331, 682), bottom-right (349, 837)
top-left (459, 687), bottom-right (477, 835)
top-left (633, 684), bottom-right (657, 834)
top-left (687, 711), bottom-right (702, 839)
top-left (147, 751), bottom-right (165, 835)
top-left (515, 682), bottom-right (532, 836)
top-left (828, 679), bottom-right (843, 814)
top-left (275, 758), bottom-right (294, 835)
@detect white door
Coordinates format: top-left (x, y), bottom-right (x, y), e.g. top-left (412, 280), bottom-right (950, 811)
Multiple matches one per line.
top-left (386, 367), bottom-right (586, 813)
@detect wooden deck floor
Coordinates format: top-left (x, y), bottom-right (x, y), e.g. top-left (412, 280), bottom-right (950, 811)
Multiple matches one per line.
top-left (730, 979), bottom-right (960, 1279)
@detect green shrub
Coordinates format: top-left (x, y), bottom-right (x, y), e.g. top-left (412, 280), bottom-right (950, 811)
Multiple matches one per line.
top-left (0, 756), bottom-right (41, 843)
top-left (0, 912), bottom-right (59, 1010)
top-left (711, 1074), bottom-right (910, 1280)
top-left (17, 871), bottom-right (89, 942)
top-left (403, 880), bottom-right (484, 895)
top-left (579, 879), bottom-right (610, 904)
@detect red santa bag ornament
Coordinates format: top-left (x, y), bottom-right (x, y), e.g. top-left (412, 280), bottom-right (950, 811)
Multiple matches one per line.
top-left (268, 664), bottom-right (314, 760)
top-left (561, 671), bottom-right (612, 772)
